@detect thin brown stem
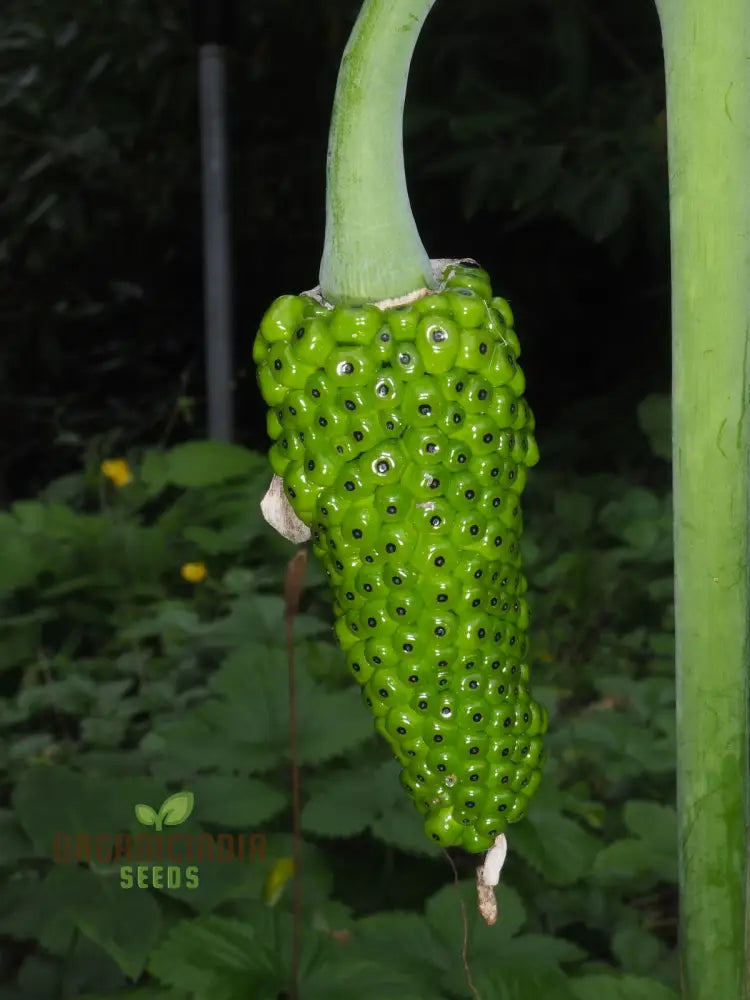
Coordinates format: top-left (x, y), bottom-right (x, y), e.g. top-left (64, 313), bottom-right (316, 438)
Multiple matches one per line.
top-left (284, 547), bottom-right (308, 1000)
top-left (443, 849), bottom-right (482, 1000)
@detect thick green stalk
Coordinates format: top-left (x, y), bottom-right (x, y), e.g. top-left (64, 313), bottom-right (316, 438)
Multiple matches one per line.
top-left (319, 0), bottom-right (437, 305)
top-left (657, 2), bottom-right (750, 998)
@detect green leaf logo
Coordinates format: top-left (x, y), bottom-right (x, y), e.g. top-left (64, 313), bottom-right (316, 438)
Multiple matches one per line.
top-left (134, 791), bottom-right (194, 832)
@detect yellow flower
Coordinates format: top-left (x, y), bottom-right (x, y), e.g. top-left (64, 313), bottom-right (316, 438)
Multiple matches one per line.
top-left (101, 458), bottom-right (132, 488)
top-left (181, 561), bottom-right (207, 583)
top-left (263, 856), bottom-right (295, 906)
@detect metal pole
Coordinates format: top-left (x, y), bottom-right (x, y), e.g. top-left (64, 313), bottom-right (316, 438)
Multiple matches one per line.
top-left (198, 34), bottom-right (233, 441)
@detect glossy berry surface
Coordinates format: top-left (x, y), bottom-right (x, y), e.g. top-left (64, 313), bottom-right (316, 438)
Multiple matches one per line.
top-left (254, 262), bottom-right (546, 852)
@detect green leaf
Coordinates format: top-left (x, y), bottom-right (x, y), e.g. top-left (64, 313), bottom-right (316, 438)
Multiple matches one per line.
top-left (623, 800), bottom-right (676, 850)
top-left (135, 803), bottom-right (158, 828)
top-left (147, 914), bottom-right (271, 996)
top-left (611, 925), bottom-right (664, 976)
top-left (158, 791), bottom-right (194, 828)
top-left (48, 865), bottom-right (162, 980)
top-left (510, 808), bottom-right (599, 884)
top-left (189, 776), bottom-right (286, 828)
top-left (637, 394), bottom-right (671, 461)
top-left (570, 973), bottom-right (679, 1000)
top-left (164, 442), bottom-right (262, 487)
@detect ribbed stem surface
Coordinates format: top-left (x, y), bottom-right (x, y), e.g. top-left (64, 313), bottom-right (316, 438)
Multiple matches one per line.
top-left (658, 1), bottom-right (750, 996)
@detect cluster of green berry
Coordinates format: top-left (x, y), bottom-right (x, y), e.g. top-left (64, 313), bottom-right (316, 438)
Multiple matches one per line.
top-left (254, 262), bottom-right (546, 852)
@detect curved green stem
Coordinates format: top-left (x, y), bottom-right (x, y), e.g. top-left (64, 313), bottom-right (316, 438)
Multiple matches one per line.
top-left (319, 0), bottom-right (438, 305)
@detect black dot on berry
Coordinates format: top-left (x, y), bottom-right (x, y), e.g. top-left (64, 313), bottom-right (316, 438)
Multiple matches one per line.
top-left (458, 453), bottom-right (467, 464)
top-left (386, 504), bottom-right (397, 514)
top-left (386, 421), bottom-right (395, 430)
top-left (380, 331), bottom-right (390, 341)
top-left (472, 712), bottom-right (482, 722)
top-left (492, 660), bottom-right (500, 670)
top-left (430, 516), bottom-right (441, 527)
top-left (472, 598), bottom-right (481, 607)
top-left (288, 487), bottom-right (296, 498)
top-left (403, 643), bottom-right (413, 652)
top-left (426, 442), bottom-right (437, 453)
top-left (399, 352), bottom-right (410, 364)
top-left (479, 342), bottom-right (488, 354)
top-left (364, 584), bottom-right (372, 592)
top-left (318, 417), bottom-right (327, 427)
top-left (341, 362), bottom-right (354, 374)
top-left (501, 775), bottom-right (509, 784)
top-left (365, 555), bottom-right (374, 563)
top-left (432, 833), bottom-right (440, 841)
top-left (409, 674), bottom-right (419, 683)
top-left (483, 433), bottom-right (493, 443)
top-left (418, 404), bottom-right (431, 416)
top-left (373, 656), bottom-right (382, 664)
top-left (434, 734), bottom-right (443, 742)
top-left (521, 745), bottom-right (529, 756)
top-left (474, 569), bottom-right (482, 579)
top-left (470, 525), bottom-right (479, 536)
top-left (434, 556), bottom-right (445, 567)
top-left (354, 430), bottom-right (363, 441)
top-left (465, 801), bottom-right (475, 808)
top-left (418, 700), bottom-right (428, 709)
top-left (345, 399), bottom-right (356, 410)
top-left (435, 626), bottom-right (446, 637)
top-left (367, 617), bottom-right (376, 628)
top-left (378, 688), bottom-right (388, 698)
top-left (396, 606), bottom-right (405, 615)
top-left (498, 684), bottom-right (505, 694)
top-left (376, 460), bottom-right (389, 473)
top-left (273, 359), bottom-right (282, 370)
top-left (456, 382), bottom-right (464, 391)
top-left (465, 660), bottom-right (475, 669)
top-left (441, 706), bottom-right (451, 716)
top-left (430, 478), bottom-right (440, 489)
top-left (509, 636), bottom-right (516, 646)
top-left (493, 497), bottom-right (500, 507)
top-left (345, 481), bottom-right (355, 491)
top-left (352, 662), bottom-right (360, 671)
top-left (432, 329), bottom-right (447, 342)
top-left (470, 774), bottom-right (479, 782)
top-left (336, 445), bottom-right (344, 454)
top-left (478, 389), bottom-right (488, 400)
top-left (393, 576), bottom-right (402, 585)
top-left (495, 631), bottom-right (502, 641)
top-left (307, 460), bottom-right (315, 470)
top-left (465, 489), bottom-right (475, 499)
top-left (502, 747), bottom-right (510, 757)
top-left (386, 543), bottom-right (396, 553)
top-left (288, 406), bottom-right (297, 416)
top-left (469, 746), bottom-right (479, 755)
top-left (376, 383), bottom-right (389, 396)
top-left (453, 413), bottom-right (461, 424)
top-left (503, 717), bottom-right (512, 728)
top-left (469, 680), bottom-right (478, 689)
top-left (335, 561), bottom-right (343, 570)
top-left (494, 536), bottom-right (503, 546)
top-left (478, 628), bottom-right (486, 639)
top-left (437, 594), bottom-right (447, 602)
top-left (397, 726), bottom-right (406, 735)
top-left (437, 763), bottom-right (446, 772)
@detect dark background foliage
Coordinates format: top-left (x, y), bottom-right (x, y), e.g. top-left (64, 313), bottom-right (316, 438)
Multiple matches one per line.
top-left (0, 2), bottom-right (681, 998)
top-left (2, 0), bottom-right (668, 501)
